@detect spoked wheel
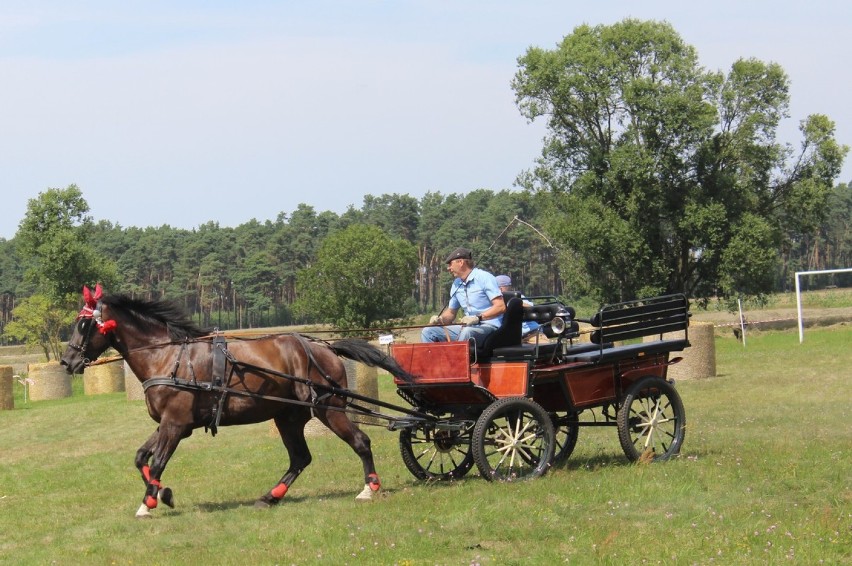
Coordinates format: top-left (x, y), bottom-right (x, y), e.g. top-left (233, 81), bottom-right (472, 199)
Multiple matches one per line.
top-left (472, 397), bottom-right (555, 482)
top-left (399, 423), bottom-right (474, 481)
top-left (617, 377), bottom-right (686, 462)
top-left (550, 411), bottom-right (580, 466)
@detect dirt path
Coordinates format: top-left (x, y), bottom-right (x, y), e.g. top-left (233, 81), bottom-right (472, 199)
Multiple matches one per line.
top-left (689, 305), bottom-right (852, 330)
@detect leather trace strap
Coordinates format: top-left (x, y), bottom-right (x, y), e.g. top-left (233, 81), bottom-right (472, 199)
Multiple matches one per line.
top-left (211, 334), bottom-right (228, 388)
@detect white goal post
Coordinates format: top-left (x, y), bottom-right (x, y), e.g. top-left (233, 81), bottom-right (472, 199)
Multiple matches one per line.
top-left (795, 268), bottom-right (852, 343)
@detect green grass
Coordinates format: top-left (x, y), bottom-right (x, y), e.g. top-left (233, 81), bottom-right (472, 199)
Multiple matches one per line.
top-left (772, 286), bottom-right (852, 309)
top-left (1, 327), bottom-right (851, 565)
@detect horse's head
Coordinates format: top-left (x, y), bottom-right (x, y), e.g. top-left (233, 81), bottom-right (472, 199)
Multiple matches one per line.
top-left (60, 284), bottom-right (119, 374)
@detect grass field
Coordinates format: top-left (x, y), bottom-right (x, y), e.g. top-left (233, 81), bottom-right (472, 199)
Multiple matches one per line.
top-left (1, 325), bottom-right (850, 565)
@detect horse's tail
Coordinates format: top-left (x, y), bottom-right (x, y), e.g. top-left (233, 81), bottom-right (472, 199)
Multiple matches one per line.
top-left (329, 338), bottom-right (416, 384)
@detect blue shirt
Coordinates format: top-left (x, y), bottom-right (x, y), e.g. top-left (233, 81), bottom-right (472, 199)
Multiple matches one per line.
top-left (520, 295), bottom-right (540, 336)
top-left (448, 268), bottom-right (503, 328)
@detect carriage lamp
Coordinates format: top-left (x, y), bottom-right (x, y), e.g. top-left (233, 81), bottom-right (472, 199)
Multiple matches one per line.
top-left (548, 306), bottom-right (576, 335)
top-left (549, 316), bottom-right (568, 335)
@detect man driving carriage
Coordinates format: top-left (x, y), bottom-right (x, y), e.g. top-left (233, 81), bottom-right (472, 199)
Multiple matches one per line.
top-left (421, 247), bottom-right (506, 347)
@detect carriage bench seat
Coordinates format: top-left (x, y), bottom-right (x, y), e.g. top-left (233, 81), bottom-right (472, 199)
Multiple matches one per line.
top-left (562, 338), bottom-right (689, 364)
top-left (489, 341), bottom-right (560, 361)
top-left (490, 339), bottom-right (613, 362)
top-left (565, 294), bottom-right (690, 364)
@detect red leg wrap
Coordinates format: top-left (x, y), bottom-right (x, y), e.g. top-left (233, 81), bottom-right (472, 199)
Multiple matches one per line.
top-left (270, 483), bottom-right (288, 499)
top-left (368, 473), bottom-right (381, 492)
top-left (142, 465), bottom-right (151, 482)
top-left (144, 478), bottom-right (161, 509)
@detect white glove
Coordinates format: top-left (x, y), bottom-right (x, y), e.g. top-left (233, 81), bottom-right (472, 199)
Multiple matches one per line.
top-left (429, 315), bottom-right (442, 325)
top-left (461, 315), bottom-right (480, 326)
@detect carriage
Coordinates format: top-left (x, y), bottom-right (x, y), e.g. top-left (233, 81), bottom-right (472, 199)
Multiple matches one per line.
top-left (61, 285), bottom-right (689, 516)
top-left (388, 292), bottom-right (690, 482)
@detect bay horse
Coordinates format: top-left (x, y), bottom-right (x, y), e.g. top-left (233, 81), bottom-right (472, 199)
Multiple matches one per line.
top-left (60, 285), bottom-right (416, 518)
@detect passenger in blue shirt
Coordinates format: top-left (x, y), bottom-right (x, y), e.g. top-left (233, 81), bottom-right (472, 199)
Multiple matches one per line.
top-left (496, 274), bottom-right (540, 339)
top-left (421, 247), bottom-right (506, 346)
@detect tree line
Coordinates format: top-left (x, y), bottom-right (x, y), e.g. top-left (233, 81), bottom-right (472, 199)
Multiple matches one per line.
top-left (2, 180), bottom-right (850, 341)
top-left (1, 19), bottom-right (850, 352)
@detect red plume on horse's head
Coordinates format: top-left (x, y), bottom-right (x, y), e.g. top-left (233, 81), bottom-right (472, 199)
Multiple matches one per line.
top-left (82, 283), bottom-right (103, 309)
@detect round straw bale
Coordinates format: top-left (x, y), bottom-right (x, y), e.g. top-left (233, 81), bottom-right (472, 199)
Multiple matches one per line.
top-left (303, 417), bottom-right (329, 438)
top-left (124, 361), bottom-right (145, 401)
top-left (343, 358), bottom-right (379, 426)
top-left (28, 361), bottom-right (72, 400)
top-left (0, 365), bottom-right (14, 410)
top-left (268, 417), bottom-right (331, 438)
top-left (276, 358), bottom-right (381, 438)
top-left (84, 363), bottom-right (125, 395)
top-left (645, 320), bottom-right (716, 380)
top-left (576, 323), bottom-right (593, 343)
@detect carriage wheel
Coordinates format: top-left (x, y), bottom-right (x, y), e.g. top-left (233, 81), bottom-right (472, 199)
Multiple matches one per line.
top-left (399, 423), bottom-right (474, 481)
top-left (551, 411), bottom-right (580, 466)
top-left (617, 377), bottom-right (686, 462)
top-left (472, 397), bottom-right (555, 482)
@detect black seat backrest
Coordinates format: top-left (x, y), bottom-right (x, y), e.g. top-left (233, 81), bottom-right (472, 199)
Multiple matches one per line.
top-left (477, 297), bottom-right (524, 359)
top-left (590, 294), bottom-right (689, 344)
top-left (524, 303), bottom-right (558, 323)
top-left (502, 291), bottom-right (522, 302)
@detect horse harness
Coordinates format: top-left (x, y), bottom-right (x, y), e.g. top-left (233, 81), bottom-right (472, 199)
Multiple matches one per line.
top-left (141, 333), bottom-right (350, 436)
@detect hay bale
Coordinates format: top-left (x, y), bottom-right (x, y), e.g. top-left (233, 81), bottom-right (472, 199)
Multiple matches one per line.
top-left (0, 365), bottom-right (14, 410)
top-left (269, 417), bottom-right (329, 438)
top-left (343, 358), bottom-right (379, 426)
top-left (83, 363), bottom-right (125, 395)
top-left (303, 418), bottom-right (329, 438)
top-left (28, 361), bottom-right (72, 401)
top-left (124, 361), bottom-right (145, 401)
top-left (576, 324), bottom-right (594, 343)
top-left (645, 321), bottom-right (716, 380)
top-left (269, 359), bottom-right (380, 438)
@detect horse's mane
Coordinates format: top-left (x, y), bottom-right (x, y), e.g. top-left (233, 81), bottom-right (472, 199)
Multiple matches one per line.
top-left (103, 294), bottom-right (211, 340)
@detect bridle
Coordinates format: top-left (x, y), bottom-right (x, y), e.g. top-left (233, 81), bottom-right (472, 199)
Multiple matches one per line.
top-left (66, 301), bottom-right (105, 366)
top-left (68, 284), bottom-right (118, 367)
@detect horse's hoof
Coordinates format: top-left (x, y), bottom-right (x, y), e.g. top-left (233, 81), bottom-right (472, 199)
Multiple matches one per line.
top-left (158, 487), bottom-right (175, 508)
top-left (254, 495), bottom-right (279, 508)
top-left (355, 484), bottom-right (375, 501)
top-left (135, 504), bottom-right (153, 518)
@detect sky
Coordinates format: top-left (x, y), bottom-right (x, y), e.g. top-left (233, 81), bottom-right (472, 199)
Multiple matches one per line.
top-left (2, 1), bottom-right (850, 240)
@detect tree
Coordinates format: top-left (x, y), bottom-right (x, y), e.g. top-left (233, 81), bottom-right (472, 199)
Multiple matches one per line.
top-left (513, 19), bottom-right (848, 303)
top-left (233, 250), bottom-right (282, 328)
top-left (11, 186), bottom-right (119, 353)
top-left (295, 224), bottom-right (417, 330)
top-left (16, 185), bottom-right (117, 299)
top-left (0, 238), bottom-right (25, 343)
top-left (781, 181), bottom-right (852, 288)
top-left (2, 294), bottom-right (75, 361)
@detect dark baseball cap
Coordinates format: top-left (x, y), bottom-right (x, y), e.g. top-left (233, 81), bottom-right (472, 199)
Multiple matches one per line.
top-left (445, 247), bottom-right (472, 263)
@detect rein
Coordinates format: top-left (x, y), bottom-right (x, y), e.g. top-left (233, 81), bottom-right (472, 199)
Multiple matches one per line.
top-left (141, 360), bottom-right (435, 426)
top-left (140, 341), bottom-right (339, 398)
top-left (135, 332), bottom-right (435, 430)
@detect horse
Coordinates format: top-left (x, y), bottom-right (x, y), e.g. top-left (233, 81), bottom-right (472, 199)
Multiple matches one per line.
top-left (60, 284), bottom-right (416, 518)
